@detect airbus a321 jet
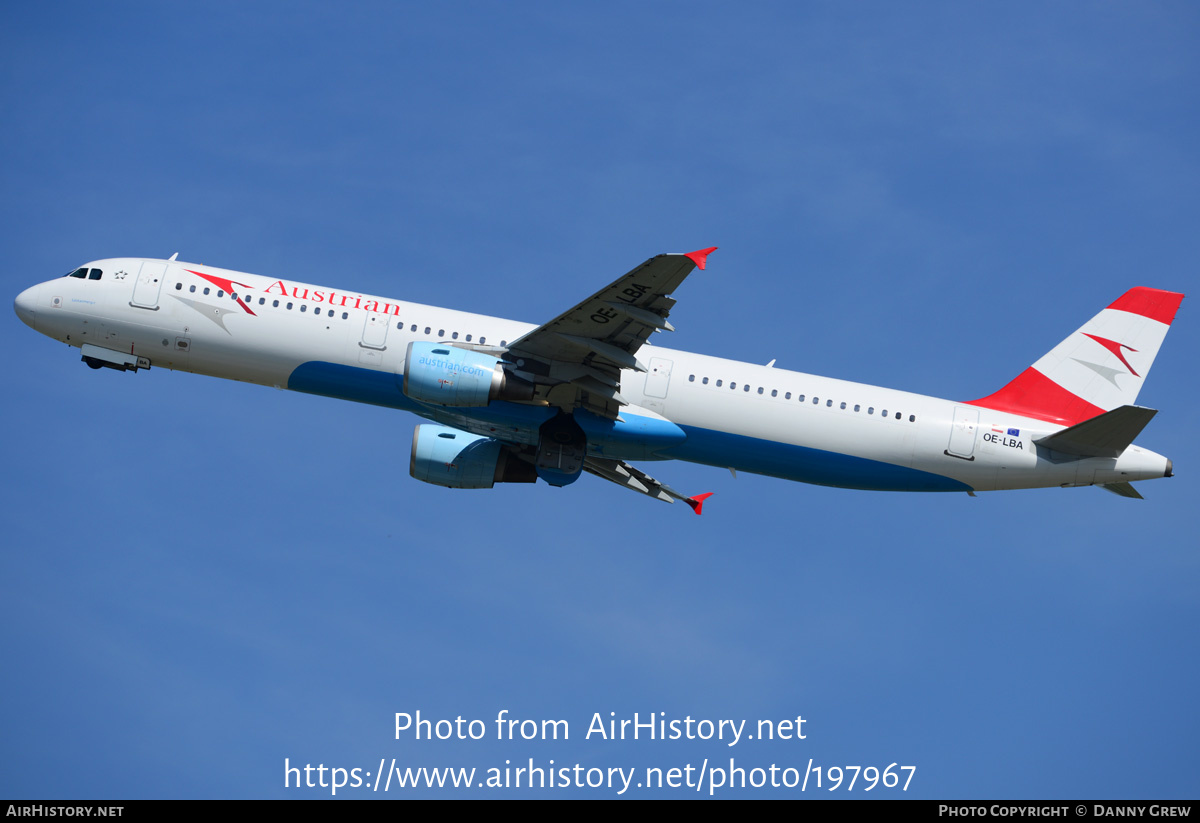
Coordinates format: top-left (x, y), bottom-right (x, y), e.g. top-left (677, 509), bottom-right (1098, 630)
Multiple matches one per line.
top-left (14, 249), bottom-right (1181, 512)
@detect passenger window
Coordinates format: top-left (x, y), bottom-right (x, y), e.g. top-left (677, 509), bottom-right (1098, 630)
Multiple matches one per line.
top-left (895, 412), bottom-right (901, 420)
top-left (466, 335), bottom-right (472, 342)
top-left (412, 325), bottom-right (418, 332)
top-left (287, 302), bottom-right (293, 310)
top-left (217, 290), bottom-right (224, 298)
top-left (259, 297), bottom-right (265, 305)
top-left (688, 375), bottom-right (695, 382)
top-left (702, 377), bottom-right (709, 385)
top-left (203, 288), bottom-right (210, 295)
top-left (744, 385), bottom-right (750, 392)
top-left (716, 380), bottom-right (723, 387)
top-left (840, 402), bottom-right (846, 409)
top-left (854, 404), bottom-right (860, 412)
top-left (300, 305), bottom-right (307, 312)
top-left (868, 407), bottom-right (874, 415)
top-left (273, 300), bottom-right (279, 307)
top-left (190, 285), bottom-right (196, 293)
top-left (813, 397), bottom-right (819, 405)
top-left (826, 399), bottom-right (833, 407)
top-left (797, 394), bottom-right (804, 402)
top-left (771, 389), bottom-right (777, 397)
top-left (424, 327), bottom-right (431, 335)
top-left (785, 392), bottom-right (791, 399)
top-left (909, 414), bottom-right (916, 422)
top-left (342, 312), bottom-right (348, 319)
top-left (730, 382), bottom-right (737, 390)
top-left (175, 282), bottom-right (182, 290)
top-left (438, 329), bottom-right (444, 337)
top-left (479, 336), bottom-right (486, 344)
top-left (452, 332), bottom-right (459, 339)
top-left (882, 409), bottom-right (888, 417)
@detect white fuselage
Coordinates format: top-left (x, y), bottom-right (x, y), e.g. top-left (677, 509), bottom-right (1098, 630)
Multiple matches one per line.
top-left (14, 258), bottom-right (1172, 495)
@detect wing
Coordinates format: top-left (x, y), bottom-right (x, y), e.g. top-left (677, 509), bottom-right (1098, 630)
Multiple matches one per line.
top-left (503, 247), bottom-right (716, 418)
top-left (584, 457), bottom-right (714, 514)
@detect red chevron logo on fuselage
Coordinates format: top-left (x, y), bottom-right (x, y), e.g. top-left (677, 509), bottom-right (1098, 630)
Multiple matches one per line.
top-left (186, 270), bottom-right (257, 316)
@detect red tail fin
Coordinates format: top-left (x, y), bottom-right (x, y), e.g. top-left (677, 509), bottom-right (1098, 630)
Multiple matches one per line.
top-left (965, 287), bottom-right (1183, 426)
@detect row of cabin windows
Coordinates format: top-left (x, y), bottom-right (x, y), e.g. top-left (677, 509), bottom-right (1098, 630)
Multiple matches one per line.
top-left (390, 322), bottom-right (505, 346)
top-left (177, 281), bottom-right (350, 317)
top-left (173, 282), bottom-right (509, 346)
top-left (686, 373), bottom-right (916, 422)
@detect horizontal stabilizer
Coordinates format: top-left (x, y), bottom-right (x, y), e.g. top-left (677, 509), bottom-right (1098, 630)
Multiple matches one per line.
top-left (1100, 482), bottom-right (1144, 500)
top-left (1034, 404), bottom-right (1157, 458)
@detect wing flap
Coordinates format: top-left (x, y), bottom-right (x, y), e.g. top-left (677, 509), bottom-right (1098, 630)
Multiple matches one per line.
top-left (584, 457), bottom-right (711, 513)
top-left (555, 333), bottom-right (647, 372)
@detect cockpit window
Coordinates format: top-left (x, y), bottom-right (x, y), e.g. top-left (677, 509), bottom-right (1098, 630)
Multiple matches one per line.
top-left (88, 268), bottom-right (102, 280)
top-left (66, 268), bottom-right (87, 278)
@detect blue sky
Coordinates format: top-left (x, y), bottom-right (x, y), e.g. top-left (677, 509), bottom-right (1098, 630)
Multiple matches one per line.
top-left (2, 2), bottom-right (1197, 798)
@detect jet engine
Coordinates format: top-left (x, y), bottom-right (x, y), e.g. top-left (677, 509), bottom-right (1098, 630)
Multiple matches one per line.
top-left (403, 342), bottom-right (533, 407)
top-left (409, 424), bottom-right (536, 489)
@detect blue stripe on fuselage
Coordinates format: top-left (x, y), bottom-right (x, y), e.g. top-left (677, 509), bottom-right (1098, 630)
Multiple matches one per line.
top-left (287, 359), bottom-right (556, 430)
top-left (289, 360), bottom-right (422, 413)
top-left (288, 360), bottom-right (969, 493)
top-left (664, 426), bottom-right (970, 492)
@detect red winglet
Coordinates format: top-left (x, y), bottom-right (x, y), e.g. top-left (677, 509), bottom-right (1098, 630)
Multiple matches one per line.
top-left (684, 247), bottom-right (718, 270)
top-left (685, 492), bottom-right (714, 515)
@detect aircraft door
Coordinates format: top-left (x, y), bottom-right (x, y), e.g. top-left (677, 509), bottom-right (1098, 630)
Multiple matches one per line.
top-left (360, 312), bottom-right (389, 350)
top-left (644, 357), bottom-right (673, 399)
top-left (945, 405), bottom-right (979, 460)
top-left (130, 261), bottom-right (168, 310)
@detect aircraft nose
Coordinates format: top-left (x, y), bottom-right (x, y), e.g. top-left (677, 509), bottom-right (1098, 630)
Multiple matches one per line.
top-left (14, 284), bottom-right (40, 328)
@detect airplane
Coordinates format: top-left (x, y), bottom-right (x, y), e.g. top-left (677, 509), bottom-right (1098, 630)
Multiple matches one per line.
top-left (13, 248), bottom-right (1182, 511)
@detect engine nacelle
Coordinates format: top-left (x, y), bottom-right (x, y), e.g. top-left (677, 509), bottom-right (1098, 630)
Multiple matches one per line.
top-left (403, 342), bottom-right (533, 407)
top-left (409, 424), bottom-right (536, 489)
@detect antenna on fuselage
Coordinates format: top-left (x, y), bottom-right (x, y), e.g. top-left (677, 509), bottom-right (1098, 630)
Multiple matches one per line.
top-left (168, 252), bottom-right (179, 261)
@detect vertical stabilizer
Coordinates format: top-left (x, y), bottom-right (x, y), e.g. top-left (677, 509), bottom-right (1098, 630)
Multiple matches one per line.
top-left (966, 288), bottom-right (1183, 426)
